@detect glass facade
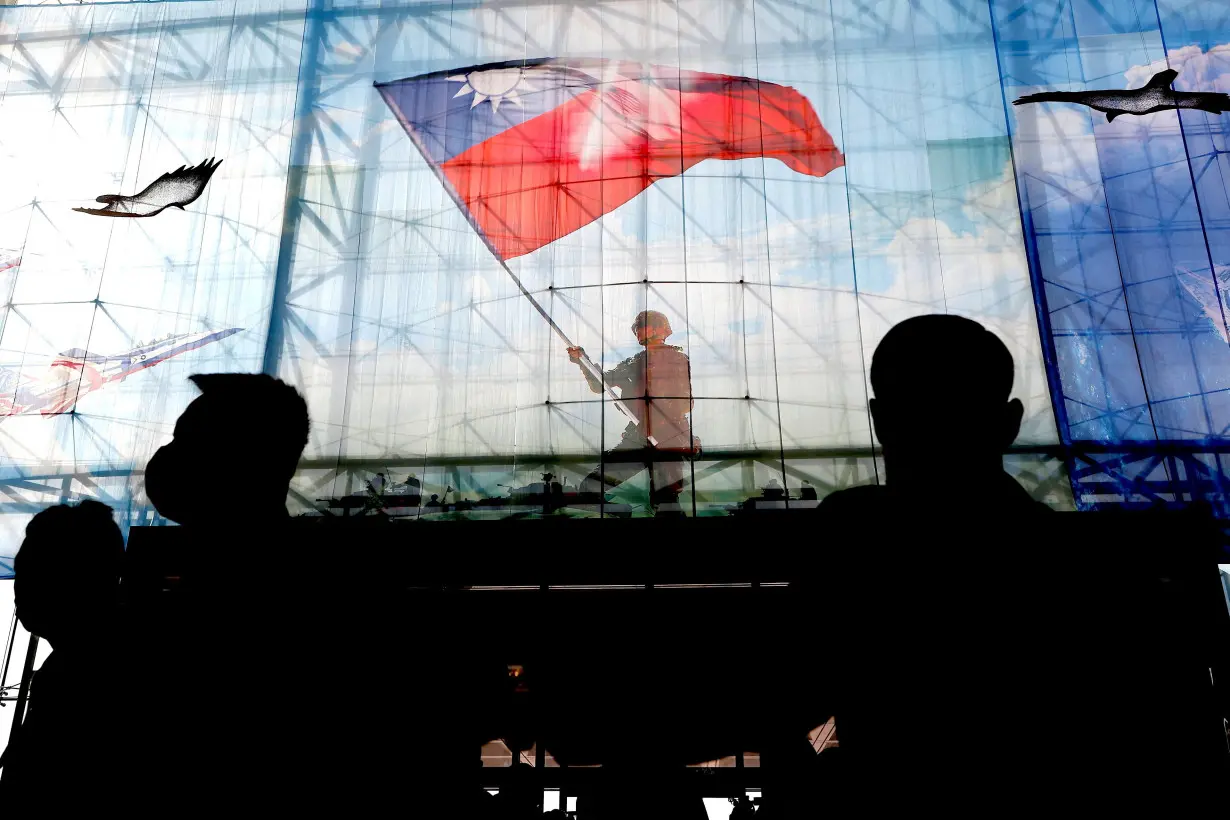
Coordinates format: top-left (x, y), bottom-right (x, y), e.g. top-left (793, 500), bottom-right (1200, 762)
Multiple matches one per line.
top-left (0, 0), bottom-right (1228, 570)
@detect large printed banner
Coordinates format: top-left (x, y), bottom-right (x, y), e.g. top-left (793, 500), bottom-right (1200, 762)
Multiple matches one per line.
top-left (1, 0), bottom-right (1228, 565)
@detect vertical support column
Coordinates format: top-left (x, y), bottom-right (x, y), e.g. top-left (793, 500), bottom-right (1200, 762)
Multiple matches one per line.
top-left (325, 16), bottom-right (401, 474)
top-left (986, 0), bottom-right (1078, 499)
top-left (262, 0), bottom-right (327, 377)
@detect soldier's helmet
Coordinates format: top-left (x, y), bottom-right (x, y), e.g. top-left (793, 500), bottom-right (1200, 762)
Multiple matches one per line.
top-left (633, 310), bottom-right (673, 339)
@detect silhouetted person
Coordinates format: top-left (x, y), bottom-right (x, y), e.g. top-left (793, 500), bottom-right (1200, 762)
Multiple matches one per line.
top-left (136, 373), bottom-right (318, 810)
top-left (763, 478), bottom-right (785, 501)
top-left (814, 314), bottom-right (1050, 808)
top-left (403, 473), bottom-right (424, 509)
top-left (145, 373), bottom-right (309, 529)
top-left (823, 313), bottom-right (1046, 514)
top-left (144, 376), bottom-right (514, 811)
top-left (0, 502), bottom-right (126, 811)
top-left (812, 315), bottom-right (1230, 809)
top-left (568, 310), bottom-right (699, 513)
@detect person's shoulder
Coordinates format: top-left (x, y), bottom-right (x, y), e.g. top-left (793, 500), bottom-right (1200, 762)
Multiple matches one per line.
top-left (652, 345), bottom-right (690, 365)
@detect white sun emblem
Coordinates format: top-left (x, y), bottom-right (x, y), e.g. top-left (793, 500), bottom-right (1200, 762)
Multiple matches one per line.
top-left (448, 67), bottom-right (537, 113)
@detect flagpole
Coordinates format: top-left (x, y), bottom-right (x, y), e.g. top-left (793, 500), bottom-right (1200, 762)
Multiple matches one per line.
top-left (495, 258), bottom-right (656, 445)
top-left (374, 83), bottom-right (653, 441)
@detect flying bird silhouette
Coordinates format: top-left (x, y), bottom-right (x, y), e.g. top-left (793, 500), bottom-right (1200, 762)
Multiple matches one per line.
top-left (73, 158), bottom-right (223, 217)
top-left (1013, 69), bottom-right (1230, 122)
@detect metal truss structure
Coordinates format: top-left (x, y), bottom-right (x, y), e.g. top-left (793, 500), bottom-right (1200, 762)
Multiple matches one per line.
top-left (991, 0), bottom-right (1230, 515)
top-left (1, 0), bottom-right (1230, 548)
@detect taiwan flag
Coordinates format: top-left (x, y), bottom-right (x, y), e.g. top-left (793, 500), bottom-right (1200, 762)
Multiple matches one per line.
top-left (376, 58), bottom-right (844, 261)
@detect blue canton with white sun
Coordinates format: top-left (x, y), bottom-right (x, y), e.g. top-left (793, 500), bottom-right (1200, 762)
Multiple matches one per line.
top-left (379, 61), bottom-right (598, 165)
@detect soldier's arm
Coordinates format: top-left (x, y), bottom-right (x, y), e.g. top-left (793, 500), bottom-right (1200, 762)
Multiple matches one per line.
top-left (567, 346), bottom-right (606, 394)
top-left (605, 357), bottom-right (636, 395)
top-left (571, 347), bottom-right (637, 395)
top-left (583, 366), bottom-right (609, 394)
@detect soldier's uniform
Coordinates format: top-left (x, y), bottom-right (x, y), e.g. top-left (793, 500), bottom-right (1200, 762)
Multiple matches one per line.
top-left (578, 343), bottom-right (695, 507)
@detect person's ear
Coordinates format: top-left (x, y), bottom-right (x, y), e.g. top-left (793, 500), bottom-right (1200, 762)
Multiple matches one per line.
top-left (1002, 398), bottom-right (1024, 446)
top-left (869, 397), bottom-right (889, 446)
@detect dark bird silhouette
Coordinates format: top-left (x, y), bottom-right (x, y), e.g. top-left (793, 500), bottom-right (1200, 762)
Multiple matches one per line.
top-left (1013, 69), bottom-right (1230, 122)
top-left (73, 158), bottom-right (222, 217)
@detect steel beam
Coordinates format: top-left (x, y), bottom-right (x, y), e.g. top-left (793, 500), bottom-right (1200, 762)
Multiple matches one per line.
top-left (262, 0), bottom-right (326, 377)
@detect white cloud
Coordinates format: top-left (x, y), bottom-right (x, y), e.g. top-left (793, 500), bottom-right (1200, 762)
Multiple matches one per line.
top-left (1011, 105), bottom-right (1103, 201)
top-left (1109, 42), bottom-right (1230, 138)
top-left (869, 167), bottom-right (1055, 443)
top-left (1125, 43), bottom-right (1230, 92)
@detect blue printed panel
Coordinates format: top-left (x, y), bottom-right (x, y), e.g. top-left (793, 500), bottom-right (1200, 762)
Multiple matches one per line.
top-left (993, 0), bottom-right (1230, 450)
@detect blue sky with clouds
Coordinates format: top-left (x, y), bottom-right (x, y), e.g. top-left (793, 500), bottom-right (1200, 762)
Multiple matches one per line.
top-left (1, 0), bottom-right (1228, 543)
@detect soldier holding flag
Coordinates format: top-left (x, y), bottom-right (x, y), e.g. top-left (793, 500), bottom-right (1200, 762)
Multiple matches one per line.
top-left (377, 59), bottom-right (842, 512)
top-left (568, 310), bottom-right (699, 513)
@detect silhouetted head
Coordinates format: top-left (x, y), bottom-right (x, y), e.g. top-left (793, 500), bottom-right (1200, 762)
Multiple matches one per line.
top-left (632, 310), bottom-right (672, 346)
top-left (14, 501), bottom-right (124, 647)
top-left (145, 374), bottom-right (309, 526)
top-left (869, 315), bottom-right (1022, 481)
